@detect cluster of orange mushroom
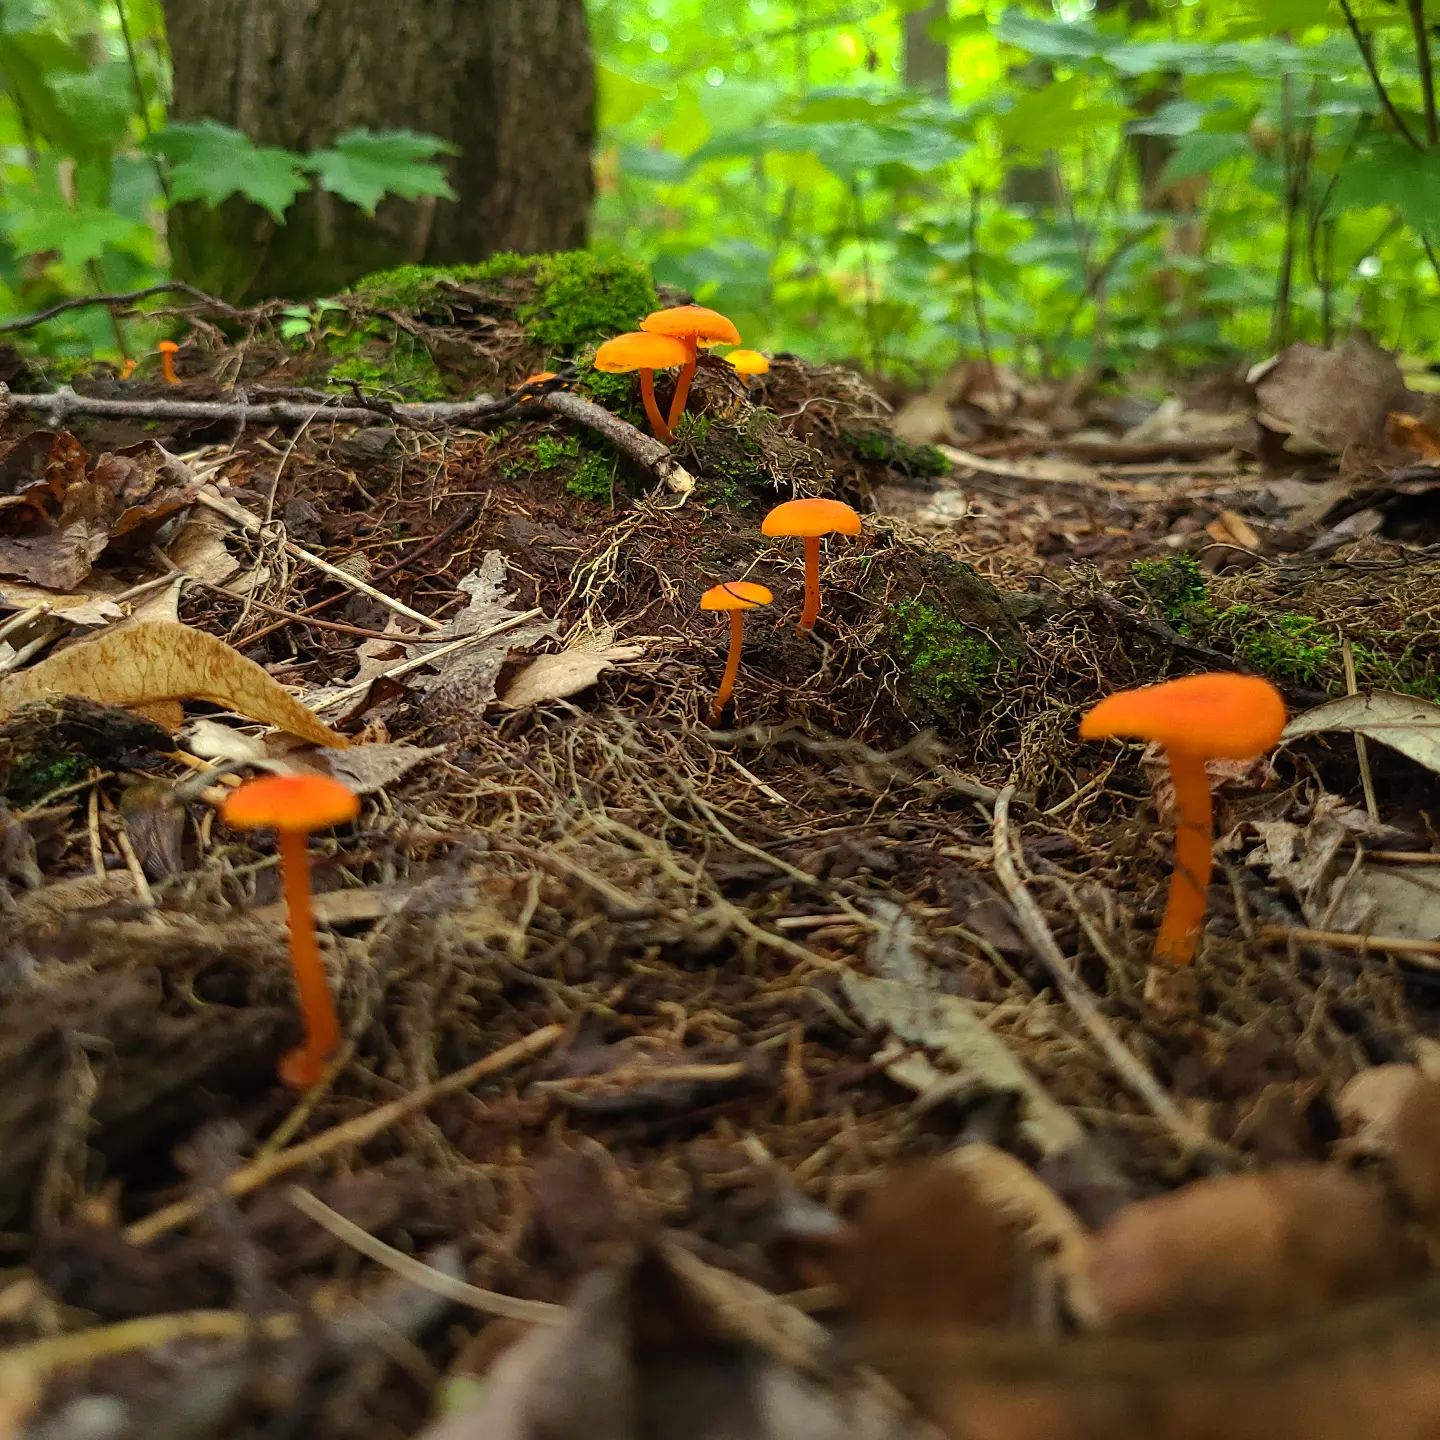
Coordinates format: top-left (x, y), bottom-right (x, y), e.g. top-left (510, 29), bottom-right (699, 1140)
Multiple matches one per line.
top-left (593, 304), bottom-right (767, 445)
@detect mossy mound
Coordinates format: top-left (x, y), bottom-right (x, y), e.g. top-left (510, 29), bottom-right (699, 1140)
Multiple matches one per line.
top-left (1130, 552), bottom-right (1440, 700)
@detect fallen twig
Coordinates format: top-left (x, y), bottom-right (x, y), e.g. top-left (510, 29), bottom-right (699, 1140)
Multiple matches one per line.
top-left (1, 386), bottom-right (696, 494)
top-left (0, 282), bottom-right (248, 336)
top-left (123, 1024), bottom-right (563, 1246)
top-left (1258, 925), bottom-right (1440, 967)
top-left (990, 786), bottom-right (1236, 1166)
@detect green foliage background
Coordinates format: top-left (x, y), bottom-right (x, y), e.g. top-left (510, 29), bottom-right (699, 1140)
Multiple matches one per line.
top-left (3, 0), bottom-right (1439, 375)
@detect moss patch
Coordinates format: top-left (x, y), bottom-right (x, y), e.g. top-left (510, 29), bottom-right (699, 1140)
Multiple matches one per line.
top-left (3, 750), bottom-right (90, 807)
top-left (849, 429), bottom-right (949, 479)
top-left (890, 599), bottom-right (1002, 715)
top-left (1131, 554), bottom-right (1206, 625)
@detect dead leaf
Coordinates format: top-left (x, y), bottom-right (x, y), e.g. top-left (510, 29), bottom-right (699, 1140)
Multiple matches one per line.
top-left (0, 433), bottom-right (197, 588)
top-left (0, 577), bottom-right (126, 627)
top-left (0, 620), bottom-right (347, 747)
top-left (1283, 691), bottom-right (1440, 776)
top-left (1337, 1066), bottom-right (1440, 1250)
top-left (1204, 509), bottom-right (1261, 550)
top-left (298, 740), bottom-right (444, 794)
top-left (1086, 1165), bottom-right (1412, 1337)
top-left (497, 638), bottom-right (644, 710)
top-left (1387, 412), bottom-right (1440, 462)
top-left (1250, 338), bottom-right (1410, 456)
top-left (414, 551), bottom-right (554, 710)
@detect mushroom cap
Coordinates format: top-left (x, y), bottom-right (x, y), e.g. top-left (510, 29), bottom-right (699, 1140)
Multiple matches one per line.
top-left (640, 305), bottom-right (741, 347)
top-left (701, 580), bottom-right (773, 612)
top-left (727, 349), bottom-right (770, 377)
top-left (521, 370), bottom-right (557, 385)
top-left (761, 497), bottom-right (862, 539)
top-left (157, 340), bottom-right (179, 353)
top-left (222, 773), bottom-right (360, 832)
top-left (594, 333), bottom-right (689, 374)
top-left (1080, 673), bottom-right (1287, 759)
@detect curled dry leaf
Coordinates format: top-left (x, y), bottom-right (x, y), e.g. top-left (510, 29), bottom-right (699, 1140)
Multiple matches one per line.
top-left (843, 1146), bottom-right (1093, 1334)
top-left (496, 640), bottom-right (645, 710)
top-left (1250, 338), bottom-right (1409, 457)
top-left (1337, 1066), bottom-right (1440, 1249)
top-left (0, 620), bottom-right (346, 747)
top-left (1284, 690), bottom-right (1440, 777)
top-left (1086, 1165), bottom-right (1413, 1338)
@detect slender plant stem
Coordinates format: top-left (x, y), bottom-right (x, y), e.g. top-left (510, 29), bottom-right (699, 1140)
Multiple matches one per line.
top-left (966, 184), bottom-right (996, 386)
top-left (1409, 0), bottom-right (1439, 145)
top-left (1338, 0), bottom-right (1423, 151)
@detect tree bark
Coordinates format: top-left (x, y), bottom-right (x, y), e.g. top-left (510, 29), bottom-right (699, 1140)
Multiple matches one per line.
top-left (902, 0), bottom-right (949, 97)
top-left (161, 0), bottom-right (595, 302)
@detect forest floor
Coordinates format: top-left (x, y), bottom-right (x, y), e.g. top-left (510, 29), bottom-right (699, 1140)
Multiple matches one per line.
top-left (1, 258), bottom-right (1440, 1439)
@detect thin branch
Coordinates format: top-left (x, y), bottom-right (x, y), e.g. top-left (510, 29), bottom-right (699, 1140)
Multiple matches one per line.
top-left (966, 184), bottom-right (996, 386)
top-left (0, 282), bottom-right (245, 336)
top-left (1409, 0), bottom-right (1439, 145)
top-left (1337, 0), bottom-right (1424, 151)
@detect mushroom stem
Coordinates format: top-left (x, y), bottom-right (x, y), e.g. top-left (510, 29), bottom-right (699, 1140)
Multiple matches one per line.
top-left (1156, 749), bottom-right (1214, 967)
top-left (159, 349), bottom-right (178, 385)
top-left (666, 339), bottom-right (698, 430)
top-left (276, 827), bottom-right (341, 1088)
top-left (709, 610), bottom-right (746, 724)
top-left (799, 534), bottom-right (823, 631)
top-left (639, 369), bottom-right (672, 444)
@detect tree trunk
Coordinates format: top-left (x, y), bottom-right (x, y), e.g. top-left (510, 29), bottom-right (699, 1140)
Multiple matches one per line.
top-left (161, 0), bottom-right (595, 303)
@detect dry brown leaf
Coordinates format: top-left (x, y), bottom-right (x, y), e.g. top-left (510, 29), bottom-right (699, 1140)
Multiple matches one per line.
top-left (1387, 411), bottom-right (1440, 462)
top-left (496, 639), bottom-right (644, 710)
top-left (1086, 1165), bottom-right (1412, 1337)
top-left (0, 620), bottom-right (346, 747)
top-left (297, 740), bottom-right (444, 793)
top-left (1337, 1066), bottom-right (1440, 1249)
top-left (1250, 339), bottom-right (1409, 456)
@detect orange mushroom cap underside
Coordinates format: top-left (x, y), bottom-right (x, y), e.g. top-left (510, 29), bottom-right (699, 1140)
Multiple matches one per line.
top-left (594, 333), bottom-right (690, 373)
top-left (1080, 672), bottom-right (1287, 759)
top-left (222, 773), bottom-right (360, 831)
top-left (761, 497), bottom-right (863, 539)
top-left (701, 580), bottom-right (774, 611)
top-left (640, 305), bottom-right (741, 347)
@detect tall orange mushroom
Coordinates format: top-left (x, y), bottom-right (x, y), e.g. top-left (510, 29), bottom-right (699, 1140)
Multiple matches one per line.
top-left (594, 332), bottom-right (689, 443)
top-left (640, 305), bottom-right (741, 431)
top-left (222, 773), bottom-right (360, 1089)
top-left (700, 580), bottom-right (773, 724)
top-left (761, 497), bottom-right (862, 632)
top-left (1080, 673), bottom-right (1287, 969)
top-left (157, 339), bottom-right (179, 385)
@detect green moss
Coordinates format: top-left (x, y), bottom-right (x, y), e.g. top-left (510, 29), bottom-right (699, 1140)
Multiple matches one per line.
top-left (36, 355), bottom-right (99, 385)
top-left (4, 751), bottom-right (90, 807)
top-left (1131, 554), bottom-right (1207, 625)
top-left (891, 599), bottom-right (1000, 713)
top-left (1230, 609), bottom-right (1337, 685)
top-left (567, 452), bottom-right (617, 502)
top-left (349, 250), bottom-right (658, 354)
top-left (325, 328), bottom-right (450, 401)
top-left (534, 434), bottom-right (582, 469)
top-left (850, 430), bottom-right (949, 479)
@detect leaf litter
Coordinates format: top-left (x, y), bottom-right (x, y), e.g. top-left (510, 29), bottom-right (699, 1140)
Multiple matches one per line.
top-left (3, 288), bottom-right (1440, 1440)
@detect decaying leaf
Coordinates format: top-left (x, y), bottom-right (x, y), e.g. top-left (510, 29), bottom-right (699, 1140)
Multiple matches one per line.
top-left (1085, 1165), bottom-right (1412, 1337)
top-left (0, 620), bottom-right (346, 747)
top-left (1387, 411), bottom-right (1440, 463)
top-left (0, 431), bottom-right (198, 588)
top-left (298, 740), bottom-right (445, 793)
top-left (1284, 690), bottom-right (1440, 776)
top-left (1337, 1066), bottom-right (1440, 1247)
top-left (1250, 338), bottom-right (1409, 456)
top-left (0, 577), bottom-right (125, 628)
top-left (496, 634), bottom-right (644, 710)
top-left (414, 551), bottom-right (553, 710)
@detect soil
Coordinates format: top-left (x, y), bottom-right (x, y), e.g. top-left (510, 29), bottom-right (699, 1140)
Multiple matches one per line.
top-left (2, 259), bottom-right (1440, 1438)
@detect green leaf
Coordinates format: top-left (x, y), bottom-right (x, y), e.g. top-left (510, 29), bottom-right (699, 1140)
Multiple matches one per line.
top-left (150, 120), bottom-right (309, 220)
top-left (1161, 132), bottom-right (1251, 186)
top-left (307, 129), bottom-right (456, 214)
top-left (1332, 135), bottom-right (1440, 237)
top-left (6, 205), bottom-right (152, 267)
top-left (48, 63), bottom-right (135, 153)
top-left (996, 10), bottom-right (1111, 64)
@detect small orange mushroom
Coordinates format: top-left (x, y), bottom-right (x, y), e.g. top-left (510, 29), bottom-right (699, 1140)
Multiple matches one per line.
top-left (727, 349), bottom-right (769, 379)
top-left (639, 305), bottom-right (741, 431)
top-left (761, 497), bottom-right (862, 633)
top-left (222, 773), bottom-right (360, 1089)
top-left (118, 358), bottom-right (137, 381)
top-left (701, 580), bottom-right (773, 724)
top-left (1080, 673), bottom-right (1287, 969)
top-left (594, 332), bottom-right (689, 443)
top-left (157, 339), bottom-right (179, 385)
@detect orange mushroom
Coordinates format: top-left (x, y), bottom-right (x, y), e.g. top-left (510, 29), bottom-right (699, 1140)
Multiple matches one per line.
top-left (221, 773), bottom-right (360, 1089)
top-left (700, 580), bottom-right (773, 724)
top-left (594, 332), bottom-right (689, 443)
top-left (157, 339), bottom-right (179, 385)
top-left (727, 349), bottom-right (770, 379)
top-left (639, 305), bottom-right (741, 431)
top-left (761, 497), bottom-right (862, 633)
top-left (1080, 673), bottom-right (1287, 968)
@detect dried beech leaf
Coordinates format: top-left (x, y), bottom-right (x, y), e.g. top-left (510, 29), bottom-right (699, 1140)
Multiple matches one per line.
top-left (0, 620), bottom-right (346, 747)
top-left (1337, 1066), bottom-right (1440, 1248)
top-left (1284, 690), bottom-right (1440, 776)
top-left (1086, 1165), bottom-right (1412, 1337)
top-left (496, 642), bottom-right (644, 710)
top-left (1251, 339), bottom-right (1408, 455)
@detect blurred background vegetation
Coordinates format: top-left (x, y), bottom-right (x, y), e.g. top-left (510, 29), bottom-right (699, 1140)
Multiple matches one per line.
top-left (3, 0), bottom-right (1439, 378)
